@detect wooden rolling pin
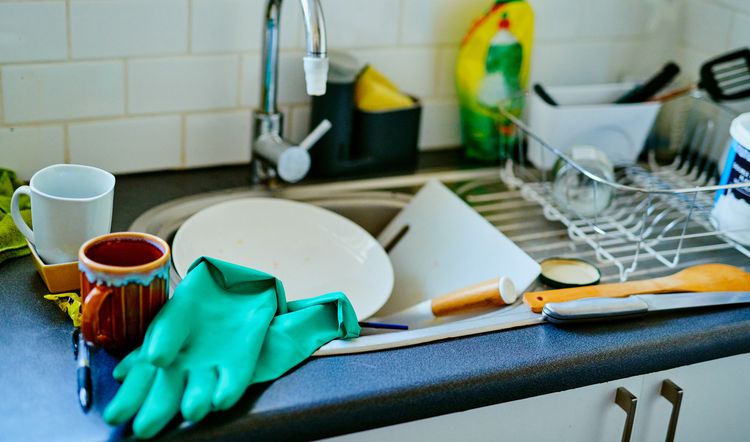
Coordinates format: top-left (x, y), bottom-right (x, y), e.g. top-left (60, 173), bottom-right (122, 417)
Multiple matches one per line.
top-left (373, 277), bottom-right (518, 326)
top-left (431, 276), bottom-right (517, 316)
top-left (524, 263), bottom-right (750, 313)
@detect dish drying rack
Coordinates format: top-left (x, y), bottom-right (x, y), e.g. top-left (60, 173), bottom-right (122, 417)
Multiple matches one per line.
top-left (500, 94), bottom-right (750, 281)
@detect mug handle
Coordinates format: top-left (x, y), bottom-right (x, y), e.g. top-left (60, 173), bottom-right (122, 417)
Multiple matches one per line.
top-left (10, 185), bottom-right (34, 245)
top-left (81, 286), bottom-right (113, 345)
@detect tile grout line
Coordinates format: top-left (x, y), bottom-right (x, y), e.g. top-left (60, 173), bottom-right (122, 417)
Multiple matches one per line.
top-left (236, 54), bottom-right (243, 107)
top-left (180, 114), bottom-right (187, 167)
top-left (285, 105), bottom-right (294, 141)
top-left (0, 106), bottom-right (259, 128)
top-left (396, 0), bottom-right (407, 45)
top-left (187, 0), bottom-right (193, 54)
top-left (724, 14), bottom-right (735, 49)
top-left (0, 93), bottom-right (460, 129)
top-left (437, 48), bottom-right (454, 99)
top-left (63, 124), bottom-right (70, 163)
top-left (0, 69), bottom-right (4, 125)
top-left (0, 52), bottom-right (216, 67)
top-left (0, 36), bottom-right (648, 68)
top-left (123, 60), bottom-right (129, 115)
top-left (65, 0), bottom-right (72, 60)
top-left (0, 92), bottom-right (458, 128)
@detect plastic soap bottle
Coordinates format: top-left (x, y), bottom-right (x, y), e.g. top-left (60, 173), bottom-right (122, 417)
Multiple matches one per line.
top-left (456, 0), bottom-right (534, 162)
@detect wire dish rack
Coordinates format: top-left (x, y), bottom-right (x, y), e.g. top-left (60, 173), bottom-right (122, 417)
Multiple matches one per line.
top-left (500, 94), bottom-right (750, 281)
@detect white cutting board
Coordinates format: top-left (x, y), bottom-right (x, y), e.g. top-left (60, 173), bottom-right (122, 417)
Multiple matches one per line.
top-left (374, 179), bottom-right (540, 317)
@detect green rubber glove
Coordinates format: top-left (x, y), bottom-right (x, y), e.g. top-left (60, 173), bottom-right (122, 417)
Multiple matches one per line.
top-left (103, 257), bottom-right (360, 438)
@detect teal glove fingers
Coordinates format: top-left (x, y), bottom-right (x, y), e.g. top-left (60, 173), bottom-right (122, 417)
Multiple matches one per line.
top-left (132, 368), bottom-right (186, 439)
top-left (112, 350), bottom-right (142, 382)
top-left (182, 369), bottom-right (218, 422)
top-left (103, 362), bottom-right (157, 425)
top-left (142, 309), bottom-right (190, 367)
top-left (210, 315), bottom-right (271, 410)
top-left (213, 363), bottom-right (254, 411)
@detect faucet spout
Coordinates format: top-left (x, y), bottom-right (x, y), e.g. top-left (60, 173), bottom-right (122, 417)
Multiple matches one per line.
top-left (300, 0), bottom-right (326, 56)
top-left (253, 0), bottom-right (329, 184)
top-left (300, 0), bottom-right (328, 96)
top-left (260, 0), bottom-right (328, 114)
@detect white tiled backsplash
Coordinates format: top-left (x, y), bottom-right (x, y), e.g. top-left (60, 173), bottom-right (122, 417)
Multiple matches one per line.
top-left (0, 0), bottom-right (747, 179)
top-left (680, 0), bottom-right (750, 80)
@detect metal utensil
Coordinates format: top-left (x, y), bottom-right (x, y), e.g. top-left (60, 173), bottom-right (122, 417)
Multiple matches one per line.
top-left (542, 291), bottom-right (750, 324)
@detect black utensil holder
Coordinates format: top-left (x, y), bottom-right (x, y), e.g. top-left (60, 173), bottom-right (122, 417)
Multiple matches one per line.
top-left (309, 81), bottom-right (421, 178)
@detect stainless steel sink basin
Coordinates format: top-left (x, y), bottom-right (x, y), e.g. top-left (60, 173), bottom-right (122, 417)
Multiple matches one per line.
top-left (130, 168), bottom-right (503, 238)
top-left (131, 168), bottom-right (501, 288)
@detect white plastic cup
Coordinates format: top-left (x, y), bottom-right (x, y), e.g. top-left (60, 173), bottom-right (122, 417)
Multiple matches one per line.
top-left (712, 113), bottom-right (750, 245)
top-left (10, 164), bottom-right (115, 264)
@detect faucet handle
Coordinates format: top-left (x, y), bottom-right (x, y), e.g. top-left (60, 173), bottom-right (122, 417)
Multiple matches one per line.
top-left (276, 147), bottom-right (310, 184)
top-left (281, 119), bottom-right (331, 182)
top-left (274, 119), bottom-right (332, 183)
top-left (299, 119), bottom-right (332, 151)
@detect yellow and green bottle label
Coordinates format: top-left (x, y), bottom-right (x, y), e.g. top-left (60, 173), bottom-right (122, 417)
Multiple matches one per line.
top-left (456, 0), bottom-right (534, 162)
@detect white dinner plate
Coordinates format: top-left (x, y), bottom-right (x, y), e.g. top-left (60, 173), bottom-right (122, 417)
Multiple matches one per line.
top-left (172, 198), bottom-right (394, 320)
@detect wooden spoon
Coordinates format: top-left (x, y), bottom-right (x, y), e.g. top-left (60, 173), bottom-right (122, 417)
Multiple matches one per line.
top-left (524, 264), bottom-right (750, 313)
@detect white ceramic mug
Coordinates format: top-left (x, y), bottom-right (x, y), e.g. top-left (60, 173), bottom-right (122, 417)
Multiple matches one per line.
top-left (11, 164), bottom-right (115, 264)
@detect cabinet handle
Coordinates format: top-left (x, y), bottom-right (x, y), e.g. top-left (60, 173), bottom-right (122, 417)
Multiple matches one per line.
top-left (615, 387), bottom-right (638, 442)
top-left (660, 379), bottom-right (684, 442)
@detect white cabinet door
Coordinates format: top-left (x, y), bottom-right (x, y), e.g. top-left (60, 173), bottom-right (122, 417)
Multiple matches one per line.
top-left (634, 353), bottom-right (750, 442)
top-left (325, 376), bottom-right (643, 442)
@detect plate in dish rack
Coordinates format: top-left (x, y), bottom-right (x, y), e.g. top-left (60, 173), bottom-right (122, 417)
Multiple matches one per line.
top-left (171, 198), bottom-right (394, 320)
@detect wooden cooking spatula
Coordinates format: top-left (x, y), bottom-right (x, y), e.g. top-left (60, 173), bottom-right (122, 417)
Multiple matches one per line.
top-left (524, 264), bottom-right (750, 313)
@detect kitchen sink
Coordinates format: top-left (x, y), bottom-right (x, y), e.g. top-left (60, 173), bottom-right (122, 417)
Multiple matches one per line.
top-left (130, 169), bottom-right (496, 290)
top-left (130, 166), bottom-right (749, 354)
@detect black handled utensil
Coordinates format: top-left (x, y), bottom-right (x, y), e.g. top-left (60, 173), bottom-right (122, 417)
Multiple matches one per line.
top-left (614, 61), bottom-right (681, 103)
top-left (533, 83), bottom-right (559, 106)
top-left (699, 47), bottom-right (750, 101)
top-left (654, 47), bottom-right (750, 102)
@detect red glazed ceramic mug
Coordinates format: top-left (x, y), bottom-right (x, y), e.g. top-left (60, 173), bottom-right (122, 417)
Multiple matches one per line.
top-left (78, 232), bottom-right (170, 352)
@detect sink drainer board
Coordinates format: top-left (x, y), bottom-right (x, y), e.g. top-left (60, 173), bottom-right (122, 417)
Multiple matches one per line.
top-left (501, 94), bottom-right (750, 282)
top-left (130, 167), bottom-right (750, 355)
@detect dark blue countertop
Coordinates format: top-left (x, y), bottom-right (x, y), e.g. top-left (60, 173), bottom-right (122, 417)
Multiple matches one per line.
top-left (2, 162), bottom-right (750, 441)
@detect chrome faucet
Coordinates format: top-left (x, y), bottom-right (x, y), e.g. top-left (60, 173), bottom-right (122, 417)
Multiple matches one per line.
top-left (252, 0), bottom-right (331, 184)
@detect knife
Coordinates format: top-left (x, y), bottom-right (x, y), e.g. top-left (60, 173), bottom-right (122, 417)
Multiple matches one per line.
top-left (370, 276), bottom-right (517, 329)
top-left (542, 292), bottom-right (750, 324)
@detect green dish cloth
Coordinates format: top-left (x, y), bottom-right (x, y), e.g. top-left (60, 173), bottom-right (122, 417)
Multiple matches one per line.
top-left (104, 256), bottom-right (360, 438)
top-left (0, 169), bottom-right (31, 264)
